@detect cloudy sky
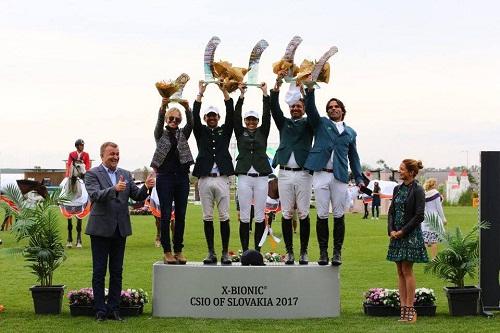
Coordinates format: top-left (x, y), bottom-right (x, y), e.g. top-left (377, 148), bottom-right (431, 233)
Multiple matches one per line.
top-left (1, 0), bottom-right (499, 171)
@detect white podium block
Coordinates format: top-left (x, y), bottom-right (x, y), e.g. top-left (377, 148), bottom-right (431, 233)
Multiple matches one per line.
top-left (152, 262), bottom-right (340, 318)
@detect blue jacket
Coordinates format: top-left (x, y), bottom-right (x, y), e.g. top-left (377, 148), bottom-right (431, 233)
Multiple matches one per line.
top-left (303, 90), bottom-right (364, 185)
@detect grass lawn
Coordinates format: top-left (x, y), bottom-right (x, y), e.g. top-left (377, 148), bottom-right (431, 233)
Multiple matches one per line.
top-left (0, 205), bottom-right (498, 332)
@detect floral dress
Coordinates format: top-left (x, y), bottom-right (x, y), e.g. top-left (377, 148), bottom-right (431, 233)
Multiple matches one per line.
top-left (386, 184), bottom-right (429, 263)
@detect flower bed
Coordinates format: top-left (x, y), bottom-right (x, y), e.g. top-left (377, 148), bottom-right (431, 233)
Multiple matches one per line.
top-left (67, 287), bottom-right (149, 316)
top-left (363, 288), bottom-right (436, 316)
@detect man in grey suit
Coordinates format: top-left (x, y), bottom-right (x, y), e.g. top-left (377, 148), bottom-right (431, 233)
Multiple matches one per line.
top-left (85, 142), bottom-right (155, 321)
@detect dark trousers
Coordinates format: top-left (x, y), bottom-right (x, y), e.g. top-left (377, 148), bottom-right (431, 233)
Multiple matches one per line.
top-left (372, 205), bottom-right (379, 218)
top-left (90, 229), bottom-right (126, 315)
top-left (156, 172), bottom-right (189, 253)
top-left (363, 203), bottom-right (369, 219)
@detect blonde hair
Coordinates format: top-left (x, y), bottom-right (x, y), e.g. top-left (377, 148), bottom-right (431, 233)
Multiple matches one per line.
top-left (424, 178), bottom-right (437, 191)
top-left (165, 107), bottom-right (182, 120)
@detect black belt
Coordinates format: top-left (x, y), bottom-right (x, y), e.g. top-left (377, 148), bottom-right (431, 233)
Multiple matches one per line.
top-left (208, 173), bottom-right (221, 177)
top-left (280, 166), bottom-right (304, 171)
top-left (322, 168), bottom-right (334, 173)
top-left (241, 172), bottom-right (270, 177)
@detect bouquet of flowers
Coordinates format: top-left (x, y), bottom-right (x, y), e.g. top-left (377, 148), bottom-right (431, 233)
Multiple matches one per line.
top-left (120, 288), bottom-right (149, 306)
top-left (363, 288), bottom-right (400, 308)
top-left (229, 250), bottom-right (242, 262)
top-left (263, 252), bottom-right (284, 263)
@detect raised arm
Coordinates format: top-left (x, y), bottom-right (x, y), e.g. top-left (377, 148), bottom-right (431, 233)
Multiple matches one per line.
top-left (233, 84), bottom-right (246, 137)
top-left (179, 99), bottom-right (193, 139)
top-left (193, 80), bottom-right (207, 139)
top-left (260, 83), bottom-right (271, 137)
top-left (154, 98), bottom-right (169, 141)
top-left (304, 88), bottom-right (320, 128)
top-left (270, 89), bottom-right (285, 130)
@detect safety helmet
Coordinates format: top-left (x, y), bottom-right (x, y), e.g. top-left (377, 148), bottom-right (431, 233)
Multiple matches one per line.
top-left (74, 139), bottom-right (85, 147)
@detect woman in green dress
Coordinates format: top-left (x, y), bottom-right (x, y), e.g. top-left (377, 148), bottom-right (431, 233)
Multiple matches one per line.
top-left (387, 159), bottom-right (428, 323)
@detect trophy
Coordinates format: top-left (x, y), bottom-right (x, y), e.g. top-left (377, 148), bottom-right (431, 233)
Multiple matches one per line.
top-left (273, 35), bottom-right (302, 83)
top-left (203, 37), bottom-right (269, 91)
top-left (296, 46), bottom-right (338, 86)
top-left (155, 73), bottom-right (190, 102)
top-left (245, 39), bottom-right (269, 87)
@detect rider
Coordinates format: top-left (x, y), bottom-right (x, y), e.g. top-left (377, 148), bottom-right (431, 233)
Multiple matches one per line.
top-left (65, 139), bottom-right (91, 248)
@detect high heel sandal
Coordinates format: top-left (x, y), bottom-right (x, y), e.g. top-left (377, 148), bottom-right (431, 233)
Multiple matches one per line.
top-left (406, 306), bottom-right (417, 323)
top-left (398, 306), bottom-right (407, 322)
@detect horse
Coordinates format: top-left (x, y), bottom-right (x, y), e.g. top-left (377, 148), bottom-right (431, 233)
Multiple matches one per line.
top-left (144, 186), bottom-right (175, 247)
top-left (60, 159), bottom-right (90, 248)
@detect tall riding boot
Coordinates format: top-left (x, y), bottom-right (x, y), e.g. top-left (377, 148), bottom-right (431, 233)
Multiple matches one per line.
top-left (332, 215), bottom-right (345, 266)
top-left (220, 220), bottom-right (231, 265)
top-left (299, 215), bottom-right (310, 265)
top-left (316, 216), bottom-right (329, 265)
top-left (281, 217), bottom-right (294, 264)
top-left (203, 220), bottom-right (217, 264)
top-left (254, 222), bottom-right (265, 252)
top-left (239, 221), bottom-right (250, 252)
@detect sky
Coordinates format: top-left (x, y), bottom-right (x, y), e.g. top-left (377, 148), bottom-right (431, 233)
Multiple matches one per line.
top-left (1, 0), bottom-right (499, 171)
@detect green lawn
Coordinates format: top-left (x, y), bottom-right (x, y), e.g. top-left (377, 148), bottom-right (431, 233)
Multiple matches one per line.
top-left (0, 205), bottom-right (499, 332)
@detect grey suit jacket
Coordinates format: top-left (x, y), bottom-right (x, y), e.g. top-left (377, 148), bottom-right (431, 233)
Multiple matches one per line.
top-left (84, 164), bottom-right (149, 238)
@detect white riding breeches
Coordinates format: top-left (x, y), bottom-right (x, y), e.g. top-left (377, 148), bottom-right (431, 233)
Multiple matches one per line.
top-left (313, 171), bottom-right (348, 219)
top-left (237, 175), bottom-right (267, 223)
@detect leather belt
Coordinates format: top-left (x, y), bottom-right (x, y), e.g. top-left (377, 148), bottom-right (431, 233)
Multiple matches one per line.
top-left (280, 166), bottom-right (304, 171)
top-left (322, 168), bottom-right (334, 173)
top-left (247, 173), bottom-right (260, 177)
top-left (208, 173), bottom-right (220, 177)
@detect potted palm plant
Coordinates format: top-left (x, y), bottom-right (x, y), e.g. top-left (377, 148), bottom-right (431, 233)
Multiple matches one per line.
top-left (0, 183), bottom-right (69, 314)
top-left (424, 213), bottom-right (488, 316)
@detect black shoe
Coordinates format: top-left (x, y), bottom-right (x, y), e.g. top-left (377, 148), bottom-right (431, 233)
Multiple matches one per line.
top-left (318, 250), bottom-right (329, 266)
top-left (299, 251), bottom-right (309, 265)
top-left (285, 252), bottom-right (295, 265)
top-left (109, 310), bottom-right (124, 321)
top-left (96, 312), bottom-right (107, 321)
top-left (203, 251), bottom-right (217, 265)
top-left (331, 252), bottom-right (342, 266)
top-left (221, 252), bottom-right (232, 265)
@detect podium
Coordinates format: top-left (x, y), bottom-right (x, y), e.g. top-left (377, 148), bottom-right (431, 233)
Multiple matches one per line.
top-left (152, 262), bottom-right (340, 318)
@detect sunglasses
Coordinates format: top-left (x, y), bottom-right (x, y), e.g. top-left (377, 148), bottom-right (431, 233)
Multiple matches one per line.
top-left (167, 116), bottom-right (181, 124)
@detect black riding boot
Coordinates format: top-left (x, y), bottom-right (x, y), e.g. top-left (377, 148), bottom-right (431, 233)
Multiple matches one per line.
top-left (203, 220), bottom-right (217, 264)
top-left (220, 220), bottom-right (231, 265)
top-left (254, 222), bottom-right (265, 252)
top-left (282, 217), bottom-right (294, 264)
top-left (332, 215), bottom-right (345, 266)
top-left (299, 215), bottom-right (310, 265)
top-left (316, 216), bottom-right (329, 265)
top-left (239, 221), bottom-right (250, 252)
